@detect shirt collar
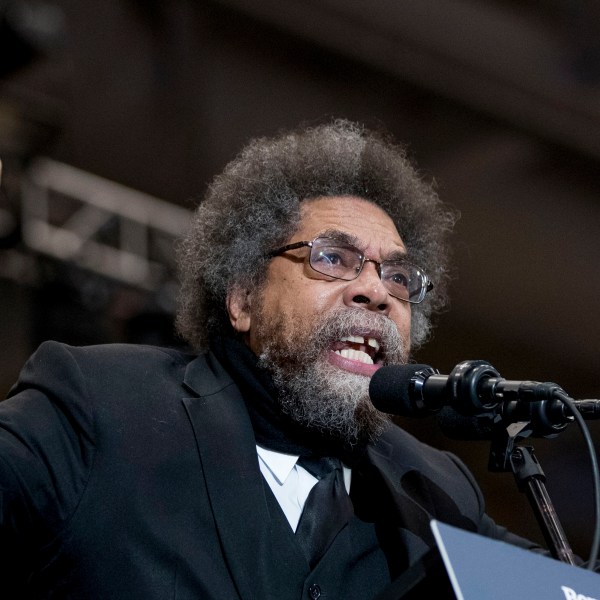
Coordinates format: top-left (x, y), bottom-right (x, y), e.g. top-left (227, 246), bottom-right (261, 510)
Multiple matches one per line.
top-left (256, 445), bottom-right (299, 485)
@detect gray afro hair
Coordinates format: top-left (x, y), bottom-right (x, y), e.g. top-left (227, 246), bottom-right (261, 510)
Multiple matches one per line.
top-left (176, 119), bottom-right (457, 350)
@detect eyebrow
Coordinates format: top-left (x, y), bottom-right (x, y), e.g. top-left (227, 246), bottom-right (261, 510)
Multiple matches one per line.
top-left (318, 229), bottom-right (361, 247)
top-left (317, 229), bottom-right (409, 262)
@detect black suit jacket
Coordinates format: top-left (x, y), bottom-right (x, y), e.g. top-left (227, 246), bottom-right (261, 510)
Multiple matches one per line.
top-left (0, 341), bottom-right (541, 599)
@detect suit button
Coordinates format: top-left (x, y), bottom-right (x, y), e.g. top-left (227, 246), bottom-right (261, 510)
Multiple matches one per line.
top-left (308, 584), bottom-right (321, 599)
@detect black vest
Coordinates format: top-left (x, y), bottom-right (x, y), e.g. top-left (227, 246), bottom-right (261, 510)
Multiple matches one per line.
top-left (262, 480), bottom-right (391, 600)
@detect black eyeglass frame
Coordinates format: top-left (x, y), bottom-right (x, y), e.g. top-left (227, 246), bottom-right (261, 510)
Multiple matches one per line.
top-left (268, 236), bottom-right (434, 304)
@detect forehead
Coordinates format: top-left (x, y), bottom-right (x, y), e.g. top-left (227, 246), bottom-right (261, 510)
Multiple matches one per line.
top-left (295, 196), bottom-right (406, 255)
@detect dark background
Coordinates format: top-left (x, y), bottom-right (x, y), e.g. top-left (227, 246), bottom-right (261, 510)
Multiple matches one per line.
top-left (1, 0), bottom-right (599, 558)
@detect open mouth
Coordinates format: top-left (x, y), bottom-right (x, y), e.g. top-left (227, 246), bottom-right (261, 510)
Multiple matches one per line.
top-left (332, 334), bottom-right (382, 365)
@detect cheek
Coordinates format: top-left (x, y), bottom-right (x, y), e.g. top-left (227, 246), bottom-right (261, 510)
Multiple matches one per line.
top-left (277, 275), bottom-right (343, 315)
top-left (390, 305), bottom-right (412, 338)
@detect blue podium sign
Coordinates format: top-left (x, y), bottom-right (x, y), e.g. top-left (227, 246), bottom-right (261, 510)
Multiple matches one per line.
top-left (431, 520), bottom-right (600, 600)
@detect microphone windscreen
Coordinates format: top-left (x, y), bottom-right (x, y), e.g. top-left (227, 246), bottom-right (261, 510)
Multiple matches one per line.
top-left (369, 364), bottom-right (432, 416)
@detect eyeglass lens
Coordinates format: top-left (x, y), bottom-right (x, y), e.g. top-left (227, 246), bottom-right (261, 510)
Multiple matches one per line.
top-left (309, 238), bottom-right (426, 303)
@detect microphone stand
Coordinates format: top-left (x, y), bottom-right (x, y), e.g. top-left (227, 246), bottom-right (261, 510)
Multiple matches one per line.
top-left (487, 419), bottom-right (577, 565)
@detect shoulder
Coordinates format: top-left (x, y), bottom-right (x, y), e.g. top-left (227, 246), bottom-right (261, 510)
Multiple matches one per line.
top-left (3, 342), bottom-right (213, 463)
top-left (372, 422), bottom-right (485, 511)
top-left (7, 341), bottom-right (201, 411)
top-left (376, 421), bottom-right (458, 471)
top-left (15, 340), bottom-right (193, 383)
top-left (31, 339), bottom-right (194, 367)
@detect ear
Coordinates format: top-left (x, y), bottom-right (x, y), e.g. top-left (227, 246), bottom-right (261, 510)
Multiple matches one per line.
top-left (226, 285), bottom-right (252, 334)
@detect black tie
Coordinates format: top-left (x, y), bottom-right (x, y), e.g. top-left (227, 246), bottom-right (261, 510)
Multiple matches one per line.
top-left (295, 456), bottom-right (354, 568)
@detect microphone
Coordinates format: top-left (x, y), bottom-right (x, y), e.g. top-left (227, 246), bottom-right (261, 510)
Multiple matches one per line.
top-left (369, 360), bottom-right (566, 418)
top-left (369, 361), bottom-right (600, 439)
top-left (368, 363), bottom-right (443, 417)
top-left (369, 360), bottom-right (563, 417)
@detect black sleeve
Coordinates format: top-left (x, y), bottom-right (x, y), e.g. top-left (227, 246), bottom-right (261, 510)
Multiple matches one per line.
top-left (0, 341), bottom-right (96, 582)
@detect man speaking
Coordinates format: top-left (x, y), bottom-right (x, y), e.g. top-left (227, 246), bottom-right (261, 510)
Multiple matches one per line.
top-left (0, 120), bottom-right (542, 598)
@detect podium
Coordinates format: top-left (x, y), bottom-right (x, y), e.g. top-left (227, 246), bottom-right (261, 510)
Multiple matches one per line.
top-left (431, 520), bottom-right (600, 599)
top-left (376, 521), bottom-right (600, 600)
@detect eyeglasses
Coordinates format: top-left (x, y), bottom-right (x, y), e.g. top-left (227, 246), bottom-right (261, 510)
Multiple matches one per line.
top-left (268, 236), bottom-right (433, 304)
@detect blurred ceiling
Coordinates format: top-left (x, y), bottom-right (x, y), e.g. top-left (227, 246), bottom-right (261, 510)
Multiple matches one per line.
top-left (213, 0), bottom-right (600, 158)
top-left (1, 0), bottom-right (599, 554)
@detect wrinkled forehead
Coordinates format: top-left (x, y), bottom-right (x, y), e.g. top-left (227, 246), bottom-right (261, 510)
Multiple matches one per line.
top-left (296, 196), bottom-right (406, 258)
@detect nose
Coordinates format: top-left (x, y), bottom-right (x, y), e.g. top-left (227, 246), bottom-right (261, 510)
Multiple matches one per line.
top-left (342, 260), bottom-right (391, 314)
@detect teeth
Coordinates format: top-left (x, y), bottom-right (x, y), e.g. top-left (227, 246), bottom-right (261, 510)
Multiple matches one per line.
top-left (367, 338), bottom-right (380, 351)
top-left (335, 348), bottom-right (374, 364)
top-left (340, 334), bottom-right (380, 353)
top-left (341, 335), bottom-right (364, 344)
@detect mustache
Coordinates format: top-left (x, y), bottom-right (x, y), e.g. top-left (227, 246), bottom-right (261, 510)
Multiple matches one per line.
top-left (312, 307), bottom-right (408, 365)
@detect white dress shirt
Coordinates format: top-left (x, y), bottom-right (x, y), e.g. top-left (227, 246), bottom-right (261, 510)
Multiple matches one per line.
top-left (256, 445), bottom-right (352, 531)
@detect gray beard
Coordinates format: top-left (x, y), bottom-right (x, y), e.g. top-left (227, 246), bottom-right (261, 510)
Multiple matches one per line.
top-left (256, 307), bottom-right (409, 445)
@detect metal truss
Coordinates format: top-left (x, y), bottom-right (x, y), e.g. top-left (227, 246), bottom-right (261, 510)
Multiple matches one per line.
top-left (19, 158), bottom-right (191, 293)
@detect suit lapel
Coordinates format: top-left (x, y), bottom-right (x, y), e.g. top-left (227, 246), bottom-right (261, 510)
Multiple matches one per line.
top-left (181, 352), bottom-right (274, 600)
top-left (360, 431), bottom-right (439, 575)
top-left (362, 425), bottom-right (479, 578)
